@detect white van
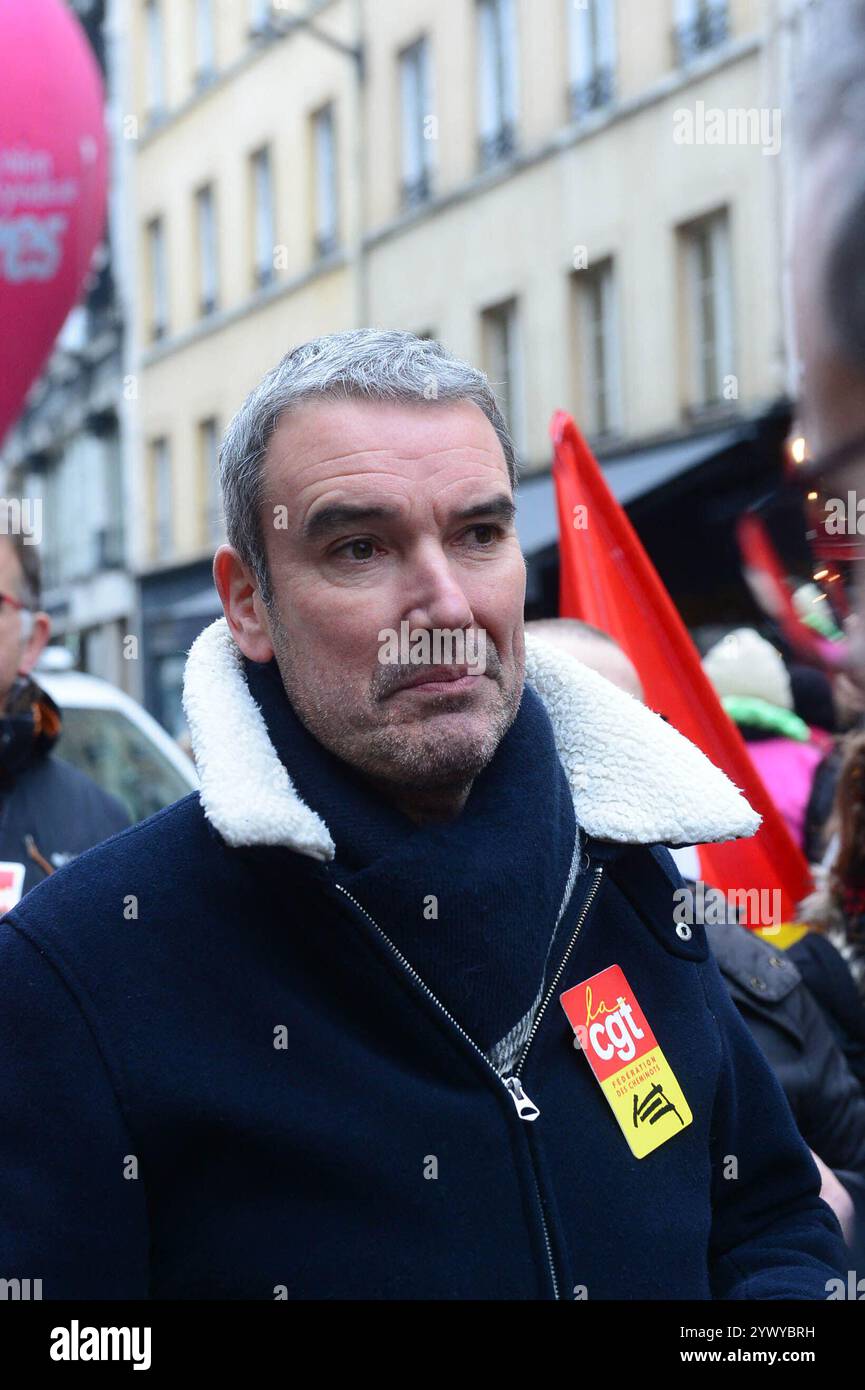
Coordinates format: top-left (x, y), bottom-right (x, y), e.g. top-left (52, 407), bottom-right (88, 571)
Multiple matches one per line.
top-left (36, 652), bottom-right (198, 826)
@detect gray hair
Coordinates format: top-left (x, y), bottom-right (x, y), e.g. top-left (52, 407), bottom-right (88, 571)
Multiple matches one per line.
top-left (219, 328), bottom-right (519, 605)
top-left (794, 0), bottom-right (865, 369)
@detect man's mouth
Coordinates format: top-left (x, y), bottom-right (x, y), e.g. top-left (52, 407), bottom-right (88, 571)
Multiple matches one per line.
top-left (389, 668), bottom-right (482, 697)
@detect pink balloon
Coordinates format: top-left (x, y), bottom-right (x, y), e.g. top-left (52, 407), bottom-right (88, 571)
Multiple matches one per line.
top-left (0, 0), bottom-right (108, 447)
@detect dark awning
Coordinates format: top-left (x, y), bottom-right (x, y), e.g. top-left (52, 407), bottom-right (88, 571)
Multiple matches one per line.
top-left (515, 424), bottom-right (746, 557)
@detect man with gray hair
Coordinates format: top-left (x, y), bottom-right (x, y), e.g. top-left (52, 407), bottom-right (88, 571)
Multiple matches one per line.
top-left (0, 329), bottom-right (848, 1299)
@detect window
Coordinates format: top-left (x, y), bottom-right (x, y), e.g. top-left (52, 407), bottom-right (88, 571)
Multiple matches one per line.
top-left (97, 429), bottom-right (125, 570)
top-left (574, 260), bottom-right (622, 438)
top-left (481, 298), bottom-right (524, 452)
top-left (399, 36), bottom-right (434, 210)
top-left (59, 705), bottom-right (194, 821)
top-left (151, 438), bottom-right (173, 560)
top-left (567, 0), bottom-right (616, 120)
top-left (249, 0), bottom-right (274, 38)
top-left (144, 0), bottom-right (165, 121)
top-left (146, 216), bottom-right (168, 341)
top-left (681, 211), bottom-right (734, 410)
top-left (477, 0), bottom-right (519, 170)
top-left (33, 463), bottom-right (60, 590)
top-left (312, 105), bottom-right (339, 258)
top-left (672, 0), bottom-right (728, 65)
top-left (195, 0), bottom-right (216, 84)
top-left (198, 417), bottom-right (223, 545)
top-left (196, 184), bottom-right (218, 316)
top-left (250, 146), bottom-right (275, 288)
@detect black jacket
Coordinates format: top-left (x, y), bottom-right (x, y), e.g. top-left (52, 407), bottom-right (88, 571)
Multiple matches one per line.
top-left (708, 920), bottom-right (865, 1264)
top-left (0, 675), bottom-right (129, 899)
top-left (789, 930), bottom-right (865, 1089)
top-left (0, 621), bottom-right (848, 1299)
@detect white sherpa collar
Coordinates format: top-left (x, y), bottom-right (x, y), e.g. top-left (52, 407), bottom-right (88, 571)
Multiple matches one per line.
top-left (182, 618), bottom-right (760, 863)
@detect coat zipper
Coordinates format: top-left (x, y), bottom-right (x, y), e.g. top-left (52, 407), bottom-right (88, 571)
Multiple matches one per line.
top-left (506, 862), bottom-right (604, 1299)
top-left (332, 858), bottom-right (605, 1301)
top-left (512, 864), bottom-right (605, 1083)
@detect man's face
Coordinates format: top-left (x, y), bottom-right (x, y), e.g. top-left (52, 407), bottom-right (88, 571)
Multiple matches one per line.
top-left (257, 397), bottom-right (527, 793)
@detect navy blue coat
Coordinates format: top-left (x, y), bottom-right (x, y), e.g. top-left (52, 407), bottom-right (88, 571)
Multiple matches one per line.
top-left (0, 622), bottom-right (849, 1299)
top-left (0, 677), bottom-right (129, 896)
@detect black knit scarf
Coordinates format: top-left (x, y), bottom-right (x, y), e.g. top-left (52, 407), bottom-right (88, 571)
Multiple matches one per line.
top-left (245, 656), bottom-right (582, 1058)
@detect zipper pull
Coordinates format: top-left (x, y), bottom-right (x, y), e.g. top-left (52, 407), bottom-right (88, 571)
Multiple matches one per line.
top-left (504, 1075), bottom-right (540, 1121)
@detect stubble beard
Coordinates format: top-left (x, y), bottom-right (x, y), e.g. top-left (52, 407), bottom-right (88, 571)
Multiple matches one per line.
top-left (266, 603), bottom-right (524, 793)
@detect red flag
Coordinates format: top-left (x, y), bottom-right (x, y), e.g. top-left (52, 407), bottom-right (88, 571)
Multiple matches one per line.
top-left (551, 410), bottom-right (812, 923)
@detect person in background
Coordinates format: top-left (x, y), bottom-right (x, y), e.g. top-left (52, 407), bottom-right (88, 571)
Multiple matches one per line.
top-left (771, 0), bottom-right (865, 1095)
top-left (790, 654), bottom-right (865, 864)
top-left (699, 630), bottom-right (865, 1090)
top-left (530, 616), bottom-right (865, 1255)
top-left (524, 617), bottom-right (644, 701)
top-left (800, 732), bottom-right (865, 1009)
top-left (0, 526), bottom-right (128, 906)
top-left (708, 906), bottom-right (865, 1263)
top-left (790, 0), bottom-right (865, 661)
top-left (702, 628), bottom-right (833, 854)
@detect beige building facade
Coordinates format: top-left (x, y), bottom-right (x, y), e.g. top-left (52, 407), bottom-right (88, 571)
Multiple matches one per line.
top-left (122, 0), bottom-right (797, 725)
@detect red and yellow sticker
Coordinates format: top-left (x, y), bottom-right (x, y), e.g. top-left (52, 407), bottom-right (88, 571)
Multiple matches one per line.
top-left (0, 861), bottom-right (24, 915)
top-left (560, 964), bottom-right (692, 1159)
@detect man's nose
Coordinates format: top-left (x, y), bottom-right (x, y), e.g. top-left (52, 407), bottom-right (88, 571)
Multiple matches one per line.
top-left (401, 543), bottom-right (475, 634)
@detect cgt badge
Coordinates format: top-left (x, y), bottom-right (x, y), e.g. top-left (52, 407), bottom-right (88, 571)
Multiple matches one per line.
top-left (560, 964), bottom-right (692, 1159)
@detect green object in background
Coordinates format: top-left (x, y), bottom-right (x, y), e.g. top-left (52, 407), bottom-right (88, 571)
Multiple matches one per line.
top-left (721, 695), bottom-right (811, 742)
top-left (800, 607), bottom-right (844, 640)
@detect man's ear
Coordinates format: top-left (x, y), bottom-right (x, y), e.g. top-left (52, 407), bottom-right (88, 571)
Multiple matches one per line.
top-left (213, 545), bottom-right (275, 662)
top-left (18, 611), bottom-right (51, 678)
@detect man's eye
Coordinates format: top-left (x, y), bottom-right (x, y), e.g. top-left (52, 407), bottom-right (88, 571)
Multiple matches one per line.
top-left (465, 524), bottom-right (503, 546)
top-left (334, 538), bottom-right (377, 561)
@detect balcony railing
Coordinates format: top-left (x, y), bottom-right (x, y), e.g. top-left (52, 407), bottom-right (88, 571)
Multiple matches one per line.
top-left (96, 525), bottom-right (125, 570)
top-left (314, 230), bottom-right (340, 260)
top-left (248, 7), bottom-right (278, 41)
top-left (477, 120), bottom-right (516, 173)
top-left (145, 104), bottom-right (168, 133)
top-left (400, 169), bottom-right (432, 213)
top-left (568, 65), bottom-right (615, 121)
top-left (41, 551), bottom-right (62, 593)
top-left (673, 5), bottom-right (729, 65)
